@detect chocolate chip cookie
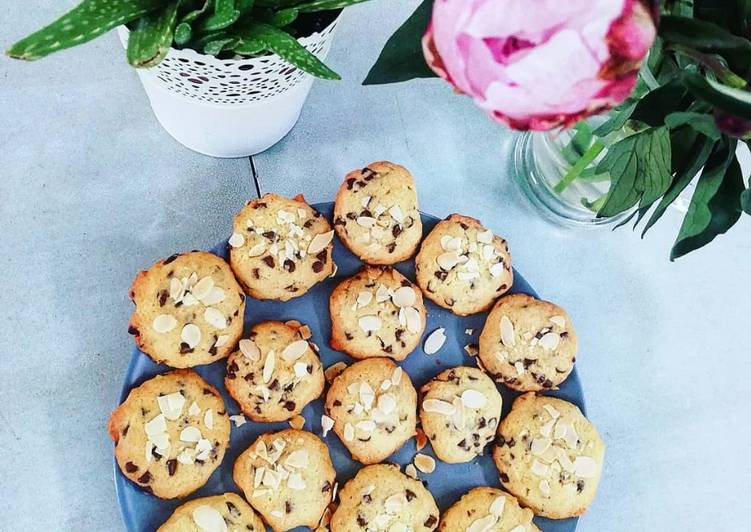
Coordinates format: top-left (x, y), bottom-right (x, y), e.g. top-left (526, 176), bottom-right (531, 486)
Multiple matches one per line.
top-left (157, 492), bottom-right (265, 531)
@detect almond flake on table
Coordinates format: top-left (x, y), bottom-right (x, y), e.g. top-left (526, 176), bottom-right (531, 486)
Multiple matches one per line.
top-left (413, 453), bottom-right (436, 474)
top-left (423, 327), bottom-right (446, 355)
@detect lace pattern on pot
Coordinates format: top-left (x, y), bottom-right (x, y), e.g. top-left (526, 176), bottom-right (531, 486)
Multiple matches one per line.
top-left (117, 19), bottom-right (338, 106)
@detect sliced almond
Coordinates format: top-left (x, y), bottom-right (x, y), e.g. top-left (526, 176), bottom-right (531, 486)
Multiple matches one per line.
top-left (391, 366), bottom-right (403, 385)
top-left (202, 287), bottom-right (226, 305)
top-left (415, 428), bottom-right (428, 451)
top-left (324, 361), bottom-right (347, 383)
top-left (228, 233), bottom-right (245, 248)
top-left (385, 493), bottom-right (407, 514)
top-left (192, 505), bottom-right (228, 532)
top-left (531, 459), bottom-right (550, 477)
top-left (405, 463), bottom-right (418, 479)
top-left (285, 449), bottom-right (309, 469)
top-left (356, 216), bottom-right (377, 228)
top-left (440, 235), bottom-right (461, 251)
top-left (298, 324), bottom-right (312, 339)
top-left (391, 286), bottom-right (416, 308)
top-left (476, 229), bottom-right (493, 244)
top-left (549, 315), bottom-right (566, 328)
top-left (377, 393), bottom-right (397, 414)
top-left (539, 479), bottom-right (551, 496)
top-left (283, 340), bottom-right (309, 361)
top-left (461, 389), bottom-right (487, 409)
top-left (294, 361), bottom-right (309, 378)
top-left (490, 261), bottom-right (505, 278)
top-left (489, 495), bottom-right (506, 516)
top-left (321, 414), bottom-right (334, 437)
top-left (145, 413), bottom-right (167, 436)
top-left (203, 307), bottom-right (227, 329)
top-left (422, 398), bottom-right (456, 416)
top-left (388, 205), bottom-right (404, 223)
top-left (287, 472), bottom-right (306, 490)
top-left (262, 350), bottom-right (275, 383)
top-left (157, 392), bottom-right (185, 421)
top-left (356, 291), bottom-right (373, 307)
top-left (436, 251), bottom-right (461, 270)
top-left (538, 332), bottom-right (561, 351)
top-left (152, 314), bottom-right (177, 333)
top-left (403, 306), bottom-right (421, 333)
top-left (423, 327), bottom-right (446, 355)
top-left (413, 453), bottom-right (436, 474)
top-left (180, 426), bottom-right (202, 443)
top-left (343, 423), bottom-right (355, 441)
top-left (289, 414), bottom-right (305, 430)
top-left (247, 242), bottom-right (266, 257)
top-left (308, 230), bottom-right (335, 254)
top-left (358, 315), bottom-right (382, 333)
top-left (500, 316), bottom-right (515, 347)
top-left (467, 515), bottom-right (497, 532)
top-left (188, 401), bottom-right (201, 416)
top-left (181, 323), bottom-right (201, 348)
top-left (531, 437), bottom-right (551, 456)
top-left (239, 339), bottom-right (261, 361)
top-left (229, 414), bottom-right (247, 427)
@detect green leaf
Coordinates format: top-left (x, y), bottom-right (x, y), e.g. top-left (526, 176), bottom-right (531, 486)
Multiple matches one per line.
top-left (6, 0), bottom-right (165, 60)
top-left (236, 0), bottom-right (255, 12)
top-left (741, 186), bottom-right (751, 214)
top-left (659, 14), bottom-right (751, 76)
top-left (181, 0), bottom-right (212, 22)
top-left (204, 35), bottom-right (239, 54)
top-left (682, 72), bottom-right (751, 120)
top-left (196, 0), bottom-right (241, 31)
top-left (592, 101), bottom-right (637, 137)
top-left (631, 78), bottom-right (690, 126)
top-left (295, 0), bottom-right (370, 12)
top-left (238, 22), bottom-right (340, 79)
top-left (270, 7), bottom-right (298, 27)
top-left (596, 127), bottom-right (673, 217)
top-left (174, 22), bottom-right (192, 44)
top-left (363, 0), bottom-right (435, 85)
top-left (234, 35), bottom-right (265, 54)
top-left (671, 139), bottom-right (745, 259)
top-left (664, 111), bottom-right (722, 139)
top-left (641, 132), bottom-right (716, 234)
top-left (254, 0), bottom-right (301, 7)
top-left (127, 1), bottom-right (179, 67)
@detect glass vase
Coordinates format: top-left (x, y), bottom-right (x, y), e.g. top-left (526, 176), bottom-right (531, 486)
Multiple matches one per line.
top-left (513, 116), bottom-right (632, 227)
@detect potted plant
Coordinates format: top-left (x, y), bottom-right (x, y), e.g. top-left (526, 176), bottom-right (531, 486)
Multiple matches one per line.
top-left (364, 0), bottom-right (751, 260)
top-left (6, 0), bottom-right (370, 157)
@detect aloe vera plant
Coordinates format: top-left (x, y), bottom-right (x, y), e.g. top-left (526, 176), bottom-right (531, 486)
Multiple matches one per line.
top-left (6, 0), bottom-right (372, 78)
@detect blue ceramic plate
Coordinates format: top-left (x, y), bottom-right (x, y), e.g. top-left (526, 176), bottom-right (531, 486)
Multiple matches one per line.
top-left (115, 203), bottom-right (584, 532)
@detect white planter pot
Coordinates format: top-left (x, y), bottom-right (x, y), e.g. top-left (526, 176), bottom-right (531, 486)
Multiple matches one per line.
top-left (117, 16), bottom-right (339, 158)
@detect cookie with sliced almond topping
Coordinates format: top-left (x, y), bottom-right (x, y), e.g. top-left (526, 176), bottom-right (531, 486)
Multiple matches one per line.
top-left (229, 193), bottom-right (335, 301)
top-left (415, 214), bottom-right (513, 316)
top-left (329, 266), bottom-right (426, 360)
top-left (492, 393), bottom-right (605, 519)
top-left (233, 429), bottom-right (336, 531)
top-left (128, 251), bottom-right (246, 368)
top-left (225, 320), bottom-right (325, 422)
top-left (108, 370), bottom-right (230, 499)
top-left (157, 492), bottom-right (265, 532)
top-left (479, 293), bottom-right (577, 392)
top-left (325, 358), bottom-right (417, 464)
top-left (439, 487), bottom-right (540, 532)
top-left (333, 161), bottom-right (423, 264)
top-left (331, 463), bottom-right (439, 532)
top-left (419, 366), bottom-right (502, 463)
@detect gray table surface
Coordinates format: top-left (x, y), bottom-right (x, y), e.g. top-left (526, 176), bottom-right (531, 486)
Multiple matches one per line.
top-left (2, 1), bottom-right (750, 531)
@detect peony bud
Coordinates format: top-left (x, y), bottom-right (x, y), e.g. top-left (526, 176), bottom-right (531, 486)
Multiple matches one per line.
top-left (422, 0), bottom-right (657, 131)
top-left (714, 110), bottom-right (751, 139)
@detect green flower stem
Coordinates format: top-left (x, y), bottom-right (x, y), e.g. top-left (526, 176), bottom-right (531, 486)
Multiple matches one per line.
top-left (553, 139), bottom-right (606, 194)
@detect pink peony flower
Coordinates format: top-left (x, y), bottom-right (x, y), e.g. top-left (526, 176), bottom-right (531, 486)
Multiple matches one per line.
top-left (422, 0), bottom-right (657, 130)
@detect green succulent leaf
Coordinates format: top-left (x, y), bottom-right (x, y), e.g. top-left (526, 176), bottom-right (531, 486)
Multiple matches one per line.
top-left (254, 0), bottom-right (301, 7)
top-left (174, 22), bottom-right (193, 45)
top-left (295, 0), bottom-right (370, 12)
top-left (664, 111), bottom-right (721, 139)
top-left (671, 138), bottom-right (745, 259)
top-left (596, 127), bottom-right (673, 218)
top-left (238, 22), bottom-right (340, 79)
top-left (6, 0), bottom-right (165, 60)
top-left (363, 0), bottom-right (435, 85)
top-left (641, 131), bottom-right (716, 234)
top-left (127, 1), bottom-right (180, 68)
top-left (234, 35), bottom-right (265, 54)
top-left (236, 0), bottom-right (255, 12)
top-left (270, 7), bottom-right (299, 27)
top-left (197, 0), bottom-right (241, 31)
top-left (189, 29), bottom-right (228, 49)
top-left (682, 72), bottom-right (751, 120)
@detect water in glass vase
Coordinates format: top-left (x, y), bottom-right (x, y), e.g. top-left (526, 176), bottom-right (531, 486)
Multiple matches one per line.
top-left (513, 117), bottom-right (632, 227)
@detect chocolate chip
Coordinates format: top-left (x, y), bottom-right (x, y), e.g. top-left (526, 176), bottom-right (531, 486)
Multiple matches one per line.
top-left (226, 501), bottom-right (239, 515)
top-left (252, 268), bottom-right (260, 279)
top-left (283, 400), bottom-right (296, 411)
top-left (227, 361), bottom-right (239, 379)
top-left (577, 480), bottom-right (585, 492)
top-left (137, 471), bottom-right (152, 484)
top-left (157, 290), bottom-right (168, 306)
top-left (125, 462), bottom-right (138, 473)
top-left (208, 344), bottom-right (217, 356)
top-left (262, 256), bottom-right (275, 268)
top-left (334, 216), bottom-right (346, 226)
top-left (363, 493), bottom-right (372, 503)
top-left (304, 219), bottom-right (314, 228)
top-left (332, 399), bottom-right (342, 407)
top-left (285, 285), bottom-right (298, 292)
top-left (500, 472), bottom-right (509, 483)
top-left (166, 459), bottom-right (177, 476)
top-left (459, 222), bottom-right (469, 229)
top-left (357, 514), bottom-right (368, 526)
top-left (179, 342), bottom-right (193, 354)
top-left (127, 325), bottom-right (139, 336)
top-left (312, 261), bottom-right (324, 273)
top-left (405, 489), bottom-right (416, 501)
top-left (283, 259), bottom-right (296, 272)
top-left (360, 208), bottom-right (373, 218)
top-left (392, 225), bottom-right (403, 237)
top-left (262, 230), bottom-right (277, 241)
top-left (321, 480), bottom-right (332, 492)
top-left (122, 424), bottom-right (129, 437)
top-left (434, 270), bottom-right (448, 281)
top-left (316, 250), bottom-right (327, 262)
top-left (285, 501), bottom-right (293, 513)
top-left (163, 254), bottom-right (179, 265)
top-left (254, 202), bottom-right (267, 208)
top-left (346, 178), bottom-right (357, 190)
top-left (387, 242), bottom-right (396, 253)
top-left (496, 434), bottom-right (505, 446)
top-left (424, 515), bottom-right (437, 528)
